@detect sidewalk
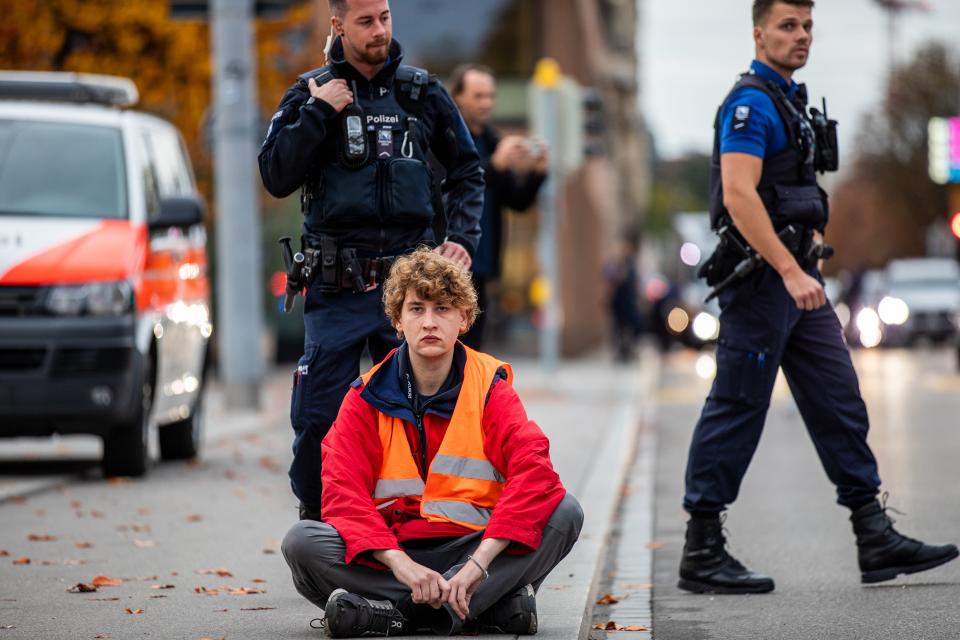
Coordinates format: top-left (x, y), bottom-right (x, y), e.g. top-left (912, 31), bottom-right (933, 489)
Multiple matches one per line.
top-left (0, 348), bottom-right (658, 640)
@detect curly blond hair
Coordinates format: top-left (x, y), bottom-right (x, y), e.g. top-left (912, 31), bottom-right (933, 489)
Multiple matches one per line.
top-left (383, 247), bottom-right (479, 332)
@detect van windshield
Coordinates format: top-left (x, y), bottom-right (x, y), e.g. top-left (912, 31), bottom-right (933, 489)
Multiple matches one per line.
top-left (0, 119), bottom-right (127, 219)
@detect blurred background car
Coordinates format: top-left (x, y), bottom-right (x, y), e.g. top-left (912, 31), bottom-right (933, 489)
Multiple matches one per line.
top-left (0, 71), bottom-right (211, 477)
top-left (880, 257), bottom-right (960, 347)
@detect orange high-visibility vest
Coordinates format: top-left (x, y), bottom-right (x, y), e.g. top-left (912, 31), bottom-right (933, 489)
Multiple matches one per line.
top-left (359, 344), bottom-right (514, 531)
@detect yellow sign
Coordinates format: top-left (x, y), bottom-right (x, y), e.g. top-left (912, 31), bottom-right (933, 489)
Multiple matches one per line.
top-left (533, 58), bottom-right (561, 89)
top-left (529, 275), bottom-right (552, 306)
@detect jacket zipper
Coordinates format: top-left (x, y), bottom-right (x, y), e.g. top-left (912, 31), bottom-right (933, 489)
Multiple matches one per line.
top-left (414, 411), bottom-right (427, 478)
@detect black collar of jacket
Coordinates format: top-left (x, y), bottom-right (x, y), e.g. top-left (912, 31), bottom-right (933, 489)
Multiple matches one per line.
top-left (358, 342), bottom-right (465, 424)
top-left (327, 36), bottom-right (404, 88)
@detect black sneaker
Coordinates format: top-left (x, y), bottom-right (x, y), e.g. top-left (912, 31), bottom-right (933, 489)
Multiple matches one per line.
top-left (477, 584), bottom-right (538, 635)
top-left (323, 588), bottom-right (408, 637)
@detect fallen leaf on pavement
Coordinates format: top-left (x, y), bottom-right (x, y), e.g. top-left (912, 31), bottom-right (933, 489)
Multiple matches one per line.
top-left (226, 587), bottom-right (264, 595)
top-left (0, 551), bottom-right (8, 557)
top-left (124, 608), bottom-right (144, 614)
top-left (13, 557), bottom-right (30, 565)
top-left (27, 534), bottom-right (56, 542)
top-left (185, 514), bottom-right (203, 523)
top-left (251, 578), bottom-right (266, 583)
top-left (196, 568), bottom-right (233, 577)
top-left (0, 625), bottom-right (15, 629)
top-left (90, 511), bottom-right (106, 519)
top-left (646, 542), bottom-right (664, 550)
top-left (91, 576), bottom-right (123, 587)
top-left (94, 635), bottom-right (111, 638)
top-left (149, 595), bottom-right (167, 599)
top-left (194, 586), bottom-right (220, 595)
top-left (240, 607), bottom-right (276, 611)
top-left (66, 583), bottom-right (98, 593)
top-left (69, 500), bottom-right (82, 509)
top-left (262, 549), bottom-right (276, 555)
top-left (110, 478), bottom-right (129, 487)
top-left (133, 540), bottom-right (156, 548)
top-left (151, 584), bottom-right (175, 590)
top-left (596, 593), bottom-right (621, 605)
top-left (87, 598), bottom-right (120, 602)
top-left (75, 542), bottom-right (94, 549)
top-left (624, 626), bottom-right (649, 631)
top-left (10, 496), bottom-right (26, 505)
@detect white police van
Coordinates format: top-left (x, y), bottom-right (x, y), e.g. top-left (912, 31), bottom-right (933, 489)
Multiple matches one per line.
top-left (0, 72), bottom-right (211, 477)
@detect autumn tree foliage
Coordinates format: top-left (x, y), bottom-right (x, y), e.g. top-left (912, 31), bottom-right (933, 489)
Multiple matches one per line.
top-left (0, 0), bottom-right (327, 205)
top-left (828, 42), bottom-right (960, 270)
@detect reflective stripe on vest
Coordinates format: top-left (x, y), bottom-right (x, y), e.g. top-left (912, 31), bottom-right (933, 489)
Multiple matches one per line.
top-left (374, 477), bottom-right (426, 499)
top-left (360, 343), bottom-right (514, 530)
top-left (429, 453), bottom-right (505, 483)
top-left (421, 500), bottom-right (494, 528)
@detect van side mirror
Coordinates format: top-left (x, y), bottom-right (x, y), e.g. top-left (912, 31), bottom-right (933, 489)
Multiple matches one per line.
top-left (150, 196), bottom-right (206, 230)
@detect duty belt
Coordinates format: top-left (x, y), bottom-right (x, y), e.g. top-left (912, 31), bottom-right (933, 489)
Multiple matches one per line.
top-left (305, 236), bottom-right (400, 293)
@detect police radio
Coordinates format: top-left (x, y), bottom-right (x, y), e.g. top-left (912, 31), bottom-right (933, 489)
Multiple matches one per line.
top-left (340, 80), bottom-right (369, 169)
top-left (809, 98), bottom-right (839, 173)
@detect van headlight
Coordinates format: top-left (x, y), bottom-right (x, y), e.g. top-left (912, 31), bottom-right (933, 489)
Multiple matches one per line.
top-left (46, 281), bottom-right (134, 316)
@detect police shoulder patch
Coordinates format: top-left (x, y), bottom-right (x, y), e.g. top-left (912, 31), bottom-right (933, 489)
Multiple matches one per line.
top-left (732, 105), bottom-right (752, 131)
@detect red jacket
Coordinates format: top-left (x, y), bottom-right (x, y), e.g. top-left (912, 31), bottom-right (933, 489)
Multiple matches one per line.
top-left (320, 344), bottom-right (566, 565)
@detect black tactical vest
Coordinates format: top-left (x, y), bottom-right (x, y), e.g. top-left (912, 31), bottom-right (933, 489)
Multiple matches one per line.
top-left (299, 64), bottom-right (436, 235)
top-left (708, 73), bottom-right (828, 232)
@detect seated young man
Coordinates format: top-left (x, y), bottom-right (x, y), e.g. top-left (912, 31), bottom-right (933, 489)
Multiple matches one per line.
top-left (282, 248), bottom-right (583, 637)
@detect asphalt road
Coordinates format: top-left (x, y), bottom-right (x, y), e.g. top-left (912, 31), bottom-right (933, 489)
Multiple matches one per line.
top-left (651, 346), bottom-right (960, 640)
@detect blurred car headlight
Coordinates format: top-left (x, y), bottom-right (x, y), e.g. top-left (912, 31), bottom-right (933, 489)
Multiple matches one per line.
top-left (46, 281), bottom-right (133, 317)
top-left (856, 307), bottom-right (882, 348)
top-left (877, 296), bottom-right (909, 326)
top-left (692, 312), bottom-right (720, 342)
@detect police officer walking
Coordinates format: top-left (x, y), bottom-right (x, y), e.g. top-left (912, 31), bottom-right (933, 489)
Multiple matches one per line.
top-left (679, 0), bottom-right (958, 594)
top-left (259, 0), bottom-right (483, 522)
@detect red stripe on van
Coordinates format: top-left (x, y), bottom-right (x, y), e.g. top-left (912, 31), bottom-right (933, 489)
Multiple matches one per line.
top-left (0, 220), bottom-right (146, 286)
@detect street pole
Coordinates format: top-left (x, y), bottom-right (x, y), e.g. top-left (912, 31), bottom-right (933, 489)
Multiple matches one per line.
top-left (533, 59), bottom-right (562, 373)
top-left (210, 0), bottom-right (264, 409)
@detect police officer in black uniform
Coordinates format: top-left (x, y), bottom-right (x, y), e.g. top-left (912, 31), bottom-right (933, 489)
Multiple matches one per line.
top-left (679, 0), bottom-right (958, 594)
top-left (259, 0), bottom-right (483, 521)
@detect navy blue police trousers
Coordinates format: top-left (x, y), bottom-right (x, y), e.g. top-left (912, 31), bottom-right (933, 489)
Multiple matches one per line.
top-left (683, 266), bottom-right (881, 514)
top-left (290, 284), bottom-right (399, 511)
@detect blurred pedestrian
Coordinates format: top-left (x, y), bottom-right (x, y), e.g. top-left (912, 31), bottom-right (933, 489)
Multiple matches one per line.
top-left (603, 237), bottom-right (643, 361)
top-left (282, 248), bottom-right (582, 637)
top-left (449, 63), bottom-right (548, 349)
top-left (679, 0), bottom-right (957, 594)
top-left (258, 0), bottom-right (484, 521)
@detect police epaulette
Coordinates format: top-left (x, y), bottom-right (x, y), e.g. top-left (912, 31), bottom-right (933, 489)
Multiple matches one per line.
top-left (297, 65), bottom-right (335, 88)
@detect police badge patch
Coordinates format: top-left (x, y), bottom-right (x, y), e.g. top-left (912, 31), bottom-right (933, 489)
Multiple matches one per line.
top-left (733, 105), bottom-right (751, 131)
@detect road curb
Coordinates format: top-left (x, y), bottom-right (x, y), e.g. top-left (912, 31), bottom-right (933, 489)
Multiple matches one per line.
top-left (535, 346), bottom-right (661, 640)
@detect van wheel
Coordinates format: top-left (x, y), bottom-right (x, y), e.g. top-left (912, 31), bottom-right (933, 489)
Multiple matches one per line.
top-left (102, 363), bottom-right (152, 478)
top-left (159, 390), bottom-right (205, 461)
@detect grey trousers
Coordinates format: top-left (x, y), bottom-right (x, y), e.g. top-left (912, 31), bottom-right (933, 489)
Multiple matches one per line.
top-left (282, 493), bottom-right (583, 627)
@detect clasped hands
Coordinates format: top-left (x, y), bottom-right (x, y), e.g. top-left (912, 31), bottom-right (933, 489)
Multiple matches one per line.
top-left (373, 549), bottom-right (487, 621)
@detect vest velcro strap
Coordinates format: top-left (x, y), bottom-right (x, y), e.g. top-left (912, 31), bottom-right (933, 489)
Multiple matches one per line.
top-left (429, 454), bottom-right (505, 483)
top-left (421, 500), bottom-right (493, 529)
top-left (374, 477), bottom-right (426, 499)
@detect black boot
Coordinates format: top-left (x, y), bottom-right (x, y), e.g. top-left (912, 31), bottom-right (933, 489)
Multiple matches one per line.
top-left (677, 515), bottom-right (775, 594)
top-left (323, 589), bottom-right (408, 637)
top-left (851, 498), bottom-right (958, 584)
top-left (476, 584), bottom-right (538, 634)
